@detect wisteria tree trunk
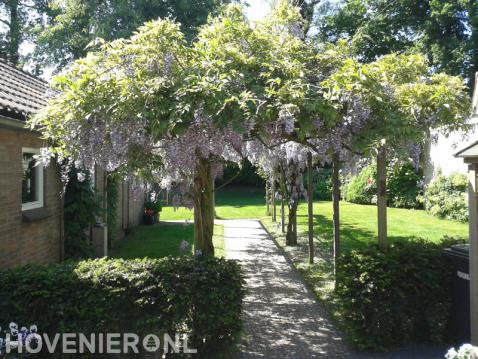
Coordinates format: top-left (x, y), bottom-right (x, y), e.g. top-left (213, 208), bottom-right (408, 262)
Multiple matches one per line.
top-left (286, 164), bottom-right (299, 246)
top-left (193, 157), bottom-right (215, 256)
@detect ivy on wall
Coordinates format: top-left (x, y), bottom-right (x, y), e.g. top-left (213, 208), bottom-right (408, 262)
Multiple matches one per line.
top-left (63, 168), bottom-right (100, 259)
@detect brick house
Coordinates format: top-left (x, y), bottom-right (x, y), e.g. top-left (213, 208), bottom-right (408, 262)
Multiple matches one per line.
top-left (0, 59), bottom-right (63, 268)
top-left (0, 59), bottom-right (145, 268)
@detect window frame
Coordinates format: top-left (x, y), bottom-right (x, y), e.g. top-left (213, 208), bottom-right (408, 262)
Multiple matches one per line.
top-left (21, 147), bottom-right (44, 211)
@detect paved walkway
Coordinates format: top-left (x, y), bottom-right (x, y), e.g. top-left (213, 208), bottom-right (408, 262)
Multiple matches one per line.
top-left (222, 219), bottom-right (353, 358)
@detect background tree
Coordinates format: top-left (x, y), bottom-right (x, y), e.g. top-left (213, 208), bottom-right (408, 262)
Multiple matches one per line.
top-left (0, 0), bottom-right (50, 65)
top-left (31, 0), bottom-right (232, 72)
top-left (317, 0), bottom-right (478, 88)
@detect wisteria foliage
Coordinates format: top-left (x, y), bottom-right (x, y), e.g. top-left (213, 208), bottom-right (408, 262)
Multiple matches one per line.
top-left (31, 1), bottom-right (471, 210)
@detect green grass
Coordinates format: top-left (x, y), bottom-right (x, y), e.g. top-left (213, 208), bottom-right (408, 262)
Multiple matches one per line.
top-left (162, 186), bottom-right (267, 220)
top-left (111, 222), bottom-right (225, 259)
top-left (163, 186), bottom-right (468, 246)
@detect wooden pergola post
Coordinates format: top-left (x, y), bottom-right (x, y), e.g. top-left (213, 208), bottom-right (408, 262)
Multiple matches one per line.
top-left (332, 153), bottom-right (341, 269)
top-left (468, 163), bottom-right (478, 344)
top-left (280, 169), bottom-right (286, 233)
top-left (266, 181), bottom-right (271, 216)
top-left (377, 146), bottom-right (388, 251)
top-left (307, 152), bottom-right (314, 264)
top-left (272, 175), bottom-right (277, 222)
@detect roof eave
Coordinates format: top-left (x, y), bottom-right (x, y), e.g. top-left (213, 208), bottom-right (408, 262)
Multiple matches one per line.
top-left (0, 114), bottom-right (38, 133)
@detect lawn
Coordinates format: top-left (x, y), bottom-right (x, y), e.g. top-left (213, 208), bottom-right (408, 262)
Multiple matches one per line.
top-left (162, 186), bottom-right (468, 247)
top-left (162, 186), bottom-right (267, 220)
top-left (111, 222), bottom-right (225, 259)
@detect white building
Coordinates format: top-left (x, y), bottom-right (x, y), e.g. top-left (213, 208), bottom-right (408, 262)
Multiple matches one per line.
top-left (425, 74), bottom-right (478, 181)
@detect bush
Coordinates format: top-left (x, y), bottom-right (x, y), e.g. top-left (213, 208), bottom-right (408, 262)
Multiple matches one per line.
top-left (335, 239), bottom-right (456, 351)
top-left (106, 174), bottom-right (119, 243)
top-left (343, 164), bottom-right (377, 205)
top-left (216, 159), bottom-right (264, 187)
top-left (0, 257), bottom-right (245, 357)
top-left (343, 161), bottom-right (422, 209)
top-left (421, 171), bottom-right (468, 222)
top-left (63, 168), bottom-right (101, 259)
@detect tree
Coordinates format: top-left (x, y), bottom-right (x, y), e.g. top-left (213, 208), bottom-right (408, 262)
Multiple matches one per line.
top-left (32, 3), bottom-right (313, 255)
top-left (318, 0), bottom-right (478, 88)
top-left (31, 0), bottom-right (232, 72)
top-left (0, 0), bottom-right (48, 65)
top-left (319, 51), bottom-right (470, 249)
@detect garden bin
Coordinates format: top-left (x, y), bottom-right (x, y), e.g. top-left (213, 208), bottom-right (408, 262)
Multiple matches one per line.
top-left (443, 244), bottom-right (470, 343)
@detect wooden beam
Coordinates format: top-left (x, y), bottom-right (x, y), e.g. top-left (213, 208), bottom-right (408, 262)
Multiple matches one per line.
top-left (464, 157), bottom-right (478, 164)
top-left (272, 174), bottom-right (277, 222)
top-left (280, 169), bottom-right (286, 233)
top-left (332, 153), bottom-right (341, 270)
top-left (469, 163), bottom-right (478, 345)
top-left (377, 146), bottom-right (388, 251)
top-left (307, 152), bottom-right (314, 264)
top-left (266, 181), bottom-right (271, 216)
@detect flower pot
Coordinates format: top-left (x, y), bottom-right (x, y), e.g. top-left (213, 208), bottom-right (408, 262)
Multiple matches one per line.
top-left (143, 214), bottom-right (155, 225)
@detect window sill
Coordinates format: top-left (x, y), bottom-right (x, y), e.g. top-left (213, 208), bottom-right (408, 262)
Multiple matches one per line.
top-left (22, 208), bottom-right (50, 222)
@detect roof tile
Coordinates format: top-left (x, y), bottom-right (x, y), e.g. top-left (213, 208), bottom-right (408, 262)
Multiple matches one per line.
top-left (0, 59), bottom-right (48, 119)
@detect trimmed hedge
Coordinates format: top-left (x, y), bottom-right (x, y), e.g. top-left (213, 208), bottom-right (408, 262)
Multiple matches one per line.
top-left (0, 257), bottom-right (245, 356)
top-left (335, 239), bottom-right (457, 351)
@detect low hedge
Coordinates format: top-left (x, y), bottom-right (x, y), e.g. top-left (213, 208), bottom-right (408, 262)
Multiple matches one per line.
top-left (0, 256), bottom-right (245, 357)
top-left (335, 239), bottom-right (458, 351)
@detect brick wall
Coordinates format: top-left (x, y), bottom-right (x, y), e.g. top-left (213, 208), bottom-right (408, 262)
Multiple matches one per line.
top-left (0, 127), bottom-right (63, 269)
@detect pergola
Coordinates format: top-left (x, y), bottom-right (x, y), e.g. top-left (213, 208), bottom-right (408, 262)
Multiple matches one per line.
top-left (455, 73), bottom-right (478, 344)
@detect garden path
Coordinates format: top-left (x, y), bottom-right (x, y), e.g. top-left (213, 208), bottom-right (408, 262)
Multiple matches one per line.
top-left (221, 219), bottom-right (352, 358)
top-left (221, 219), bottom-right (446, 359)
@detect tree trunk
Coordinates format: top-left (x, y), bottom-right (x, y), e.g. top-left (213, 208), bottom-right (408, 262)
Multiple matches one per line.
top-left (193, 157), bottom-right (215, 256)
top-left (332, 153), bottom-right (341, 273)
top-left (307, 152), bottom-right (314, 264)
top-left (272, 175), bottom-right (277, 222)
top-left (266, 181), bottom-right (271, 216)
top-left (377, 146), bottom-right (388, 251)
top-left (8, 0), bottom-right (21, 65)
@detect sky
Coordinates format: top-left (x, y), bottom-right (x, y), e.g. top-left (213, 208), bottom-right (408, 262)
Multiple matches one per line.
top-left (245, 0), bottom-right (272, 22)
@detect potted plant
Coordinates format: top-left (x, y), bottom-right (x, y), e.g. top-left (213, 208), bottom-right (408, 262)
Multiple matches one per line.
top-left (143, 192), bottom-right (162, 225)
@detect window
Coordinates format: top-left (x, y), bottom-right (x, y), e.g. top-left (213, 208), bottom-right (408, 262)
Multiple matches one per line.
top-left (21, 148), bottom-right (44, 211)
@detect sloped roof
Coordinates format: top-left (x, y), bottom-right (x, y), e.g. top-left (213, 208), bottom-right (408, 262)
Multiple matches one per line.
top-left (0, 59), bottom-right (48, 120)
top-left (455, 140), bottom-right (478, 158)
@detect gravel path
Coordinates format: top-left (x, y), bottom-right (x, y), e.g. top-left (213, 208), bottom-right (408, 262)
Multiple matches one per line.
top-left (221, 219), bottom-right (446, 359)
top-left (222, 219), bottom-right (353, 358)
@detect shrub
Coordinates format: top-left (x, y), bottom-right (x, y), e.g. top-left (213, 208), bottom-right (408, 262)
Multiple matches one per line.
top-left (0, 257), bottom-right (245, 357)
top-left (421, 171), bottom-right (468, 221)
top-left (216, 159), bottom-right (264, 187)
top-left (63, 168), bottom-right (101, 259)
top-left (342, 164), bottom-right (377, 205)
top-left (106, 174), bottom-right (119, 243)
top-left (343, 161), bottom-right (422, 209)
top-left (335, 239), bottom-right (456, 351)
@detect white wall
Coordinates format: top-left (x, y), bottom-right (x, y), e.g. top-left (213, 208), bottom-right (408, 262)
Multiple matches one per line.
top-left (429, 121), bottom-right (478, 178)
